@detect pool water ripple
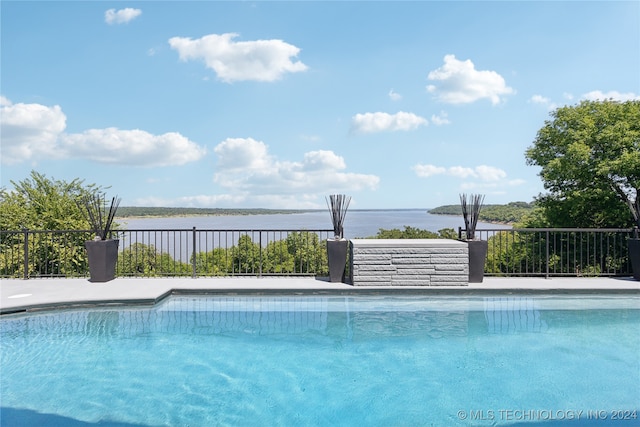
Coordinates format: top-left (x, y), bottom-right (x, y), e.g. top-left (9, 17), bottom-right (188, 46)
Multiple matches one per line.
top-left (1, 295), bottom-right (639, 426)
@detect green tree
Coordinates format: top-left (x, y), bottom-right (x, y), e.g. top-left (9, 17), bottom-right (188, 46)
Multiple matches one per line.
top-left (231, 234), bottom-right (260, 273)
top-left (525, 100), bottom-right (640, 228)
top-left (0, 171), bottom-right (106, 277)
top-left (370, 226), bottom-right (457, 239)
top-left (0, 171), bottom-right (102, 231)
top-left (117, 243), bottom-right (190, 276)
top-left (263, 240), bottom-right (294, 274)
top-left (193, 247), bottom-right (231, 276)
top-left (285, 232), bottom-right (327, 274)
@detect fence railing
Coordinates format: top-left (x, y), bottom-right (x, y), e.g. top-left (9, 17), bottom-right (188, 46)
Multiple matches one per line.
top-left (0, 228), bottom-right (335, 279)
top-left (460, 227), bottom-right (636, 278)
top-left (1, 227), bottom-right (636, 279)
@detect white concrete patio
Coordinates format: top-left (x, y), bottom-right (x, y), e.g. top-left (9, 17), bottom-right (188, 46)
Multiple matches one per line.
top-left (1, 276), bottom-right (639, 314)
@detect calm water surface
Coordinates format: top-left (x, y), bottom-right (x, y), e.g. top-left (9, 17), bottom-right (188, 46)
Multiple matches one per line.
top-left (121, 210), bottom-right (511, 238)
top-left (1, 295), bottom-right (638, 427)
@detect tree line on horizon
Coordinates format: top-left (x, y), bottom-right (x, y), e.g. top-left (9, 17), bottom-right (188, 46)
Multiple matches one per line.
top-left (429, 201), bottom-right (535, 225)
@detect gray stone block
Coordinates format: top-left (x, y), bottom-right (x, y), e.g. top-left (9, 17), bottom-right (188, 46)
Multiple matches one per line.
top-left (350, 239), bottom-right (469, 287)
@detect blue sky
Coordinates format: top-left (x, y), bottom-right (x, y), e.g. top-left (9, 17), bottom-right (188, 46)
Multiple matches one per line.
top-left (2, 1), bottom-right (639, 209)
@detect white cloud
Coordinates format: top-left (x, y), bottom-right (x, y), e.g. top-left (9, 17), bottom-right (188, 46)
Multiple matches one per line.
top-left (412, 164), bottom-right (446, 177)
top-left (413, 164), bottom-right (507, 181)
top-left (414, 163), bottom-right (522, 197)
top-left (448, 166), bottom-right (477, 179)
top-left (0, 97), bottom-right (206, 166)
top-left (168, 33), bottom-right (308, 82)
top-left (530, 95), bottom-right (550, 105)
top-left (105, 8), bottom-right (142, 25)
top-left (60, 128), bottom-right (206, 166)
top-left (426, 54), bottom-right (515, 105)
top-left (388, 89), bottom-right (402, 101)
top-left (303, 150), bottom-right (346, 171)
top-left (350, 111), bottom-right (427, 134)
top-left (475, 165), bottom-right (507, 181)
top-left (581, 90), bottom-right (640, 102)
top-left (212, 137), bottom-right (379, 199)
top-left (300, 134), bottom-right (321, 143)
top-left (213, 137), bottom-right (272, 170)
top-left (0, 98), bottom-right (67, 164)
top-left (530, 94), bottom-right (557, 111)
top-left (430, 111), bottom-right (450, 126)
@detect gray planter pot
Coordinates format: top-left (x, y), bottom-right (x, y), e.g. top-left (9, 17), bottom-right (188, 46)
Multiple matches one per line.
top-left (85, 239), bottom-right (119, 282)
top-left (467, 240), bottom-right (488, 283)
top-left (628, 238), bottom-right (640, 281)
top-left (327, 239), bottom-right (348, 283)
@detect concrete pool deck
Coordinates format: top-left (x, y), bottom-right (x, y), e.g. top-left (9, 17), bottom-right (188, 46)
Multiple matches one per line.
top-left (1, 276), bottom-right (639, 314)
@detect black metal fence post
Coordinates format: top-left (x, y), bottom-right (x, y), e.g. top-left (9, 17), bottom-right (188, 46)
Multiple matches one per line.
top-left (192, 227), bottom-right (197, 278)
top-left (259, 231), bottom-right (263, 277)
top-left (545, 230), bottom-right (550, 279)
top-left (22, 228), bottom-right (29, 280)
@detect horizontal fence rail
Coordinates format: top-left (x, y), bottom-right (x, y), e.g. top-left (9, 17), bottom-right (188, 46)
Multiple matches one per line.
top-left (1, 227), bottom-right (636, 279)
top-left (460, 228), bottom-right (636, 278)
top-left (0, 228), bottom-right (335, 279)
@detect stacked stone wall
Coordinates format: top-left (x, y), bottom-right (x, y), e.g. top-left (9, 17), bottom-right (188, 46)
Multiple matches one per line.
top-left (350, 239), bottom-right (468, 286)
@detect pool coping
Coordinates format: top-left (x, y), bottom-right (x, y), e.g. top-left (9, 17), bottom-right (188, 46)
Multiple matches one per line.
top-left (1, 276), bottom-right (639, 315)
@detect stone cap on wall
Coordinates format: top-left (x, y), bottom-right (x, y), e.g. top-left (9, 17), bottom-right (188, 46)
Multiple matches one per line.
top-left (350, 239), bottom-right (467, 248)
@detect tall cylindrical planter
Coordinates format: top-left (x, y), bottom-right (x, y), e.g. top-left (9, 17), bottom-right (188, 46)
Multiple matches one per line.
top-left (628, 238), bottom-right (640, 281)
top-left (85, 239), bottom-right (119, 282)
top-left (467, 240), bottom-right (488, 283)
top-left (327, 239), bottom-right (348, 283)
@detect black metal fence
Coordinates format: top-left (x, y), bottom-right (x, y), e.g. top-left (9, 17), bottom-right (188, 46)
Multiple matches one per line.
top-left (0, 228), bottom-right (334, 279)
top-left (460, 227), bottom-right (636, 278)
top-left (1, 227), bottom-right (636, 279)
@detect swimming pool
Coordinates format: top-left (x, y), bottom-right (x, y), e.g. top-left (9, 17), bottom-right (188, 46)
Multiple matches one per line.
top-left (1, 294), bottom-right (638, 426)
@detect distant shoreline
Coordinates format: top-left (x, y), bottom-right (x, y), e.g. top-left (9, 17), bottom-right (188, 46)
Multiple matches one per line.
top-left (116, 207), bottom-right (515, 226)
top-left (116, 207), bottom-right (431, 220)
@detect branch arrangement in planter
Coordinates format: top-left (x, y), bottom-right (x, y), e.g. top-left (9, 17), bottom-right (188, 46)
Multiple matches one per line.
top-left (326, 194), bottom-right (351, 240)
top-left (79, 194), bottom-right (121, 240)
top-left (78, 194), bottom-right (121, 282)
top-left (325, 194), bottom-right (351, 283)
top-left (460, 193), bottom-right (487, 283)
top-left (459, 193), bottom-right (485, 240)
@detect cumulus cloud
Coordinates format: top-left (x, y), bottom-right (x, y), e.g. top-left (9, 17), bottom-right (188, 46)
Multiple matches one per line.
top-left (212, 137), bottom-right (379, 199)
top-left (168, 33), bottom-right (307, 82)
top-left (412, 164), bottom-right (445, 177)
top-left (413, 163), bottom-right (521, 195)
top-left (60, 128), bottom-right (206, 166)
top-left (388, 89), bottom-right (402, 101)
top-left (426, 55), bottom-right (514, 105)
top-left (105, 8), bottom-right (142, 25)
top-left (530, 94), bottom-right (550, 105)
top-left (430, 111), bottom-right (451, 126)
top-left (413, 164), bottom-right (507, 181)
top-left (581, 90), bottom-right (640, 102)
top-left (213, 137), bottom-right (272, 170)
top-left (0, 99), bottom-right (67, 164)
top-left (350, 111), bottom-right (427, 134)
top-left (0, 97), bottom-right (206, 166)
top-left (529, 94), bottom-right (557, 111)
top-left (530, 91), bottom-right (639, 111)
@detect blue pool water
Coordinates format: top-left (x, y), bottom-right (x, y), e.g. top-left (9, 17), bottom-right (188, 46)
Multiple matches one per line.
top-left (1, 295), bottom-right (639, 427)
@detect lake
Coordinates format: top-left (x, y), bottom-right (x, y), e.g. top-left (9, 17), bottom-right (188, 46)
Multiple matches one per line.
top-left (120, 210), bottom-right (511, 238)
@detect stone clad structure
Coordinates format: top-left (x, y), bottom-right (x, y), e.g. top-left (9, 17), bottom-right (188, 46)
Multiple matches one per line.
top-left (350, 239), bottom-right (469, 286)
